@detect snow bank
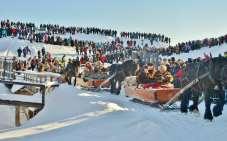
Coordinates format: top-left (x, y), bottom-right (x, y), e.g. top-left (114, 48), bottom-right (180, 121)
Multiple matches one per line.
top-left (0, 84), bottom-right (227, 141)
top-left (0, 93), bottom-right (42, 103)
top-left (21, 84), bottom-right (128, 127)
top-left (167, 43), bottom-right (227, 61)
top-left (0, 37), bottom-right (37, 58)
top-left (0, 84), bottom-right (15, 130)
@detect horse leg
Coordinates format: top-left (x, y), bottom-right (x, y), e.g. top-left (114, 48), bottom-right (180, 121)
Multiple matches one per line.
top-left (74, 76), bottom-right (77, 86)
top-left (213, 89), bottom-right (225, 117)
top-left (110, 77), bottom-right (116, 94)
top-left (116, 80), bottom-right (122, 95)
top-left (68, 76), bottom-right (72, 85)
top-left (189, 90), bottom-right (200, 112)
top-left (180, 89), bottom-right (191, 113)
top-left (204, 91), bottom-right (213, 121)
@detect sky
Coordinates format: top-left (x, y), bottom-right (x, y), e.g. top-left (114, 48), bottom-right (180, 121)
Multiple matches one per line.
top-left (0, 0), bottom-right (227, 45)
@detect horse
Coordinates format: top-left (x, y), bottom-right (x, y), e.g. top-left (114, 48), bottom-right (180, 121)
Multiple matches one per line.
top-left (64, 59), bottom-right (80, 86)
top-left (180, 60), bottom-right (202, 113)
top-left (109, 60), bottom-right (138, 95)
top-left (181, 57), bottom-right (227, 121)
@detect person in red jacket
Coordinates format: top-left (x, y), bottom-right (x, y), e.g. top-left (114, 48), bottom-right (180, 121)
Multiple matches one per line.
top-left (176, 67), bottom-right (183, 80)
top-left (100, 55), bottom-right (107, 63)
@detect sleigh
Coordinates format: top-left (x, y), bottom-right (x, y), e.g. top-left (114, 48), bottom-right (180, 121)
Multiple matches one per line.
top-left (125, 86), bottom-right (181, 106)
top-left (77, 77), bottom-right (109, 91)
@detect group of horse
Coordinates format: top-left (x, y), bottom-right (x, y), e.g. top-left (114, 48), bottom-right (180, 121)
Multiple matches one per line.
top-left (64, 57), bottom-right (227, 121)
top-left (180, 57), bottom-right (227, 121)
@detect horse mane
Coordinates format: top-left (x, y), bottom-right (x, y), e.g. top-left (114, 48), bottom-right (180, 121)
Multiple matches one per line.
top-left (211, 56), bottom-right (227, 62)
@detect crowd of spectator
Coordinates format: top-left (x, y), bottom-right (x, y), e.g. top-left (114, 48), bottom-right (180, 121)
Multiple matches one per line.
top-left (13, 47), bottom-right (63, 73)
top-left (1, 19), bottom-right (227, 59)
top-left (120, 31), bottom-right (170, 44)
top-left (39, 24), bottom-right (117, 37)
top-left (162, 36), bottom-right (227, 56)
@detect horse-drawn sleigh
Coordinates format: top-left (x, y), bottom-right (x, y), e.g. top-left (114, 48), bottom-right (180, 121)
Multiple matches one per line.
top-left (123, 71), bottom-right (209, 109)
top-left (125, 86), bottom-right (180, 105)
top-left (76, 62), bottom-right (111, 91)
top-left (76, 58), bottom-right (227, 121)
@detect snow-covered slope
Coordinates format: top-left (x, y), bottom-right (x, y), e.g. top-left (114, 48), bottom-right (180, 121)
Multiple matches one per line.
top-left (0, 36), bottom-right (169, 60)
top-left (0, 37), bottom-right (37, 58)
top-left (0, 37), bottom-right (76, 59)
top-left (1, 36), bottom-right (226, 62)
top-left (167, 43), bottom-right (227, 60)
top-left (0, 84), bottom-right (226, 141)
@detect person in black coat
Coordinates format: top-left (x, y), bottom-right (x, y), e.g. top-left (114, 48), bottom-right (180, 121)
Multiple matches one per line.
top-left (38, 50), bottom-right (41, 59)
top-left (41, 47), bottom-right (46, 57)
top-left (23, 48), bottom-right (27, 58)
top-left (17, 48), bottom-right (22, 57)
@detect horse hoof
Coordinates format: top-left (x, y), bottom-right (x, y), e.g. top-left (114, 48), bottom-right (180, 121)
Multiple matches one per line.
top-left (204, 113), bottom-right (213, 121)
top-left (180, 109), bottom-right (188, 113)
top-left (213, 106), bottom-right (223, 117)
top-left (189, 105), bottom-right (199, 112)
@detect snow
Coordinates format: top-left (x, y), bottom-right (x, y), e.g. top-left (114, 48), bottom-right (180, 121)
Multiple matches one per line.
top-left (11, 85), bottom-right (25, 93)
top-left (0, 84), bottom-right (226, 141)
top-left (0, 84), bottom-right (15, 130)
top-left (0, 37), bottom-right (37, 58)
top-left (0, 93), bottom-right (42, 103)
top-left (0, 36), bottom-right (227, 141)
top-left (0, 105), bottom-right (15, 130)
top-left (0, 37), bottom-right (75, 58)
top-left (167, 43), bottom-right (227, 61)
top-left (15, 70), bottom-right (61, 78)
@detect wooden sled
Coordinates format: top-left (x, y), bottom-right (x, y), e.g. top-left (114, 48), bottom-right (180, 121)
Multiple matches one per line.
top-left (125, 86), bottom-right (180, 105)
top-left (77, 77), bottom-right (109, 90)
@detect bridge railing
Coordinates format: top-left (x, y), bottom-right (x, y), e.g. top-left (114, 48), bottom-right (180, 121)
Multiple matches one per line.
top-left (0, 57), bottom-right (14, 80)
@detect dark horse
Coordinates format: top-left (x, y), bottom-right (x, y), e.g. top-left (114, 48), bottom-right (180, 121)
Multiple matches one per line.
top-left (181, 57), bottom-right (227, 121)
top-left (109, 60), bottom-right (138, 95)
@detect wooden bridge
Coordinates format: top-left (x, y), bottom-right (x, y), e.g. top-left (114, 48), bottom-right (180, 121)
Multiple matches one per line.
top-left (0, 57), bottom-right (61, 126)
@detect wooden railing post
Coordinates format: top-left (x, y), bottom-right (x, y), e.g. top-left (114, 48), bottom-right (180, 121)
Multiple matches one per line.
top-left (41, 86), bottom-right (46, 108)
top-left (15, 106), bottom-right (21, 127)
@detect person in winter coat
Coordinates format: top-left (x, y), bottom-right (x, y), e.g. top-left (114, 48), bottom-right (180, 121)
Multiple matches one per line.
top-left (37, 50), bottom-right (41, 59)
top-left (65, 59), bottom-right (74, 85)
top-left (147, 63), bottom-right (156, 81)
top-left (17, 48), bottom-right (22, 57)
top-left (136, 65), bottom-right (150, 84)
top-left (100, 55), bottom-right (107, 63)
top-left (23, 48), bottom-right (27, 58)
top-left (30, 59), bottom-right (36, 71)
top-left (41, 47), bottom-right (46, 57)
top-left (154, 65), bottom-right (174, 86)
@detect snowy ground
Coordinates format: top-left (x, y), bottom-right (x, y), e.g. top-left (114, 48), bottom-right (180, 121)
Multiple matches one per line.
top-left (0, 84), bottom-right (15, 130)
top-left (0, 84), bottom-right (227, 141)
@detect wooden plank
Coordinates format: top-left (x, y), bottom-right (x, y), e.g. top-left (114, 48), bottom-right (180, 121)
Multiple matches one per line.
top-left (0, 99), bottom-right (43, 108)
top-left (15, 106), bottom-right (20, 127)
